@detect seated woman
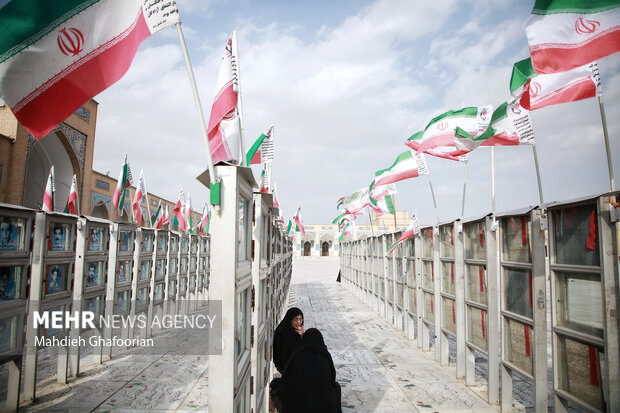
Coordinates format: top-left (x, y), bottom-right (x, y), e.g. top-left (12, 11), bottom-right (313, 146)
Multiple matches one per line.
top-left (273, 307), bottom-right (304, 374)
top-left (271, 328), bottom-right (342, 413)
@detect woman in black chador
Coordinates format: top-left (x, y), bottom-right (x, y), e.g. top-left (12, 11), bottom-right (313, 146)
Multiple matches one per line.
top-left (273, 307), bottom-right (304, 374)
top-left (271, 328), bottom-right (342, 413)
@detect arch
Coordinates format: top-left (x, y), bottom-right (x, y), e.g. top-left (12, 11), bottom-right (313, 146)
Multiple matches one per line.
top-left (303, 241), bottom-right (311, 256)
top-left (24, 130), bottom-right (79, 211)
top-left (91, 202), bottom-right (109, 220)
top-left (321, 241), bottom-right (329, 256)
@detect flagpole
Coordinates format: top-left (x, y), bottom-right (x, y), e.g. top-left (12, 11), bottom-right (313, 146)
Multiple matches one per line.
top-left (145, 192), bottom-right (154, 228)
top-left (392, 194), bottom-right (398, 232)
top-left (175, 23), bottom-right (217, 184)
top-left (231, 31), bottom-right (247, 166)
top-left (426, 174), bottom-right (440, 225)
top-left (367, 207), bottom-right (375, 237)
top-left (491, 148), bottom-right (496, 214)
top-left (598, 96), bottom-right (615, 192)
top-left (531, 144), bottom-right (545, 205)
top-left (461, 159), bottom-right (468, 219)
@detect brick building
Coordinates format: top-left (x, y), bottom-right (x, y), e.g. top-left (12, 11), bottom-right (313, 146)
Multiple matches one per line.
top-left (0, 99), bottom-right (199, 228)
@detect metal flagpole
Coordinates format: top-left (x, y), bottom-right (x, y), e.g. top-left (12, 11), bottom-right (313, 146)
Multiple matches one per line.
top-left (145, 191), bottom-right (154, 228)
top-left (231, 31), bottom-right (247, 166)
top-left (368, 207), bottom-right (375, 236)
top-left (598, 95), bottom-right (615, 192)
top-left (491, 148), bottom-right (496, 214)
top-left (461, 159), bottom-right (468, 219)
top-left (392, 194), bottom-right (398, 232)
top-left (531, 144), bottom-right (545, 205)
top-left (175, 23), bottom-right (217, 184)
top-left (426, 174), bottom-right (440, 225)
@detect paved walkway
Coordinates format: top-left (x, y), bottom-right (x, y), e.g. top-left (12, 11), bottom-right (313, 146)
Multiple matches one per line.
top-left (10, 257), bottom-right (509, 412)
top-left (291, 257), bottom-right (498, 413)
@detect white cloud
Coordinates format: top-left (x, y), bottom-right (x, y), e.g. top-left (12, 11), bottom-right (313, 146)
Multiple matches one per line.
top-left (91, 1), bottom-right (620, 225)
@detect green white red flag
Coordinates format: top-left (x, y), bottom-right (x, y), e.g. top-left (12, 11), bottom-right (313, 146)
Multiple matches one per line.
top-left (64, 174), bottom-right (79, 215)
top-left (337, 222), bottom-right (352, 241)
top-left (294, 206), bottom-right (305, 236)
top-left (369, 182), bottom-right (396, 201)
top-left (42, 165), bottom-right (55, 212)
top-left (153, 201), bottom-right (164, 229)
top-left (112, 156), bottom-right (132, 220)
top-left (0, 0), bottom-right (180, 138)
top-left (525, 0), bottom-right (620, 74)
top-left (163, 204), bottom-right (170, 227)
top-left (273, 182), bottom-right (280, 209)
top-left (258, 168), bottom-right (269, 193)
top-left (198, 204), bottom-right (210, 235)
top-left (454, 101), bottom-right (535, 152)
top-left (337, 188), bottom-right (370, 216)
top-left (132, 169), bottom-right (146, 227)
top-left (373, 150), bottom-right (428, 187)
top-left (286, 219), bottom-right (295, 237)
top-left (207, 33), bottom-right (241, 165)
top-left (405, 106), bottom-right (492, 161)
top-left (510, 57), bottom-right (601, 111)
top-left (184, 193), bottom-right (193, 234)
top-left (369, 194), bottom-right (395, 217)
top-left (387, 214), bottom-right (420, 254)
top-left (173, 189), bottom-right (187, 232)
top-left (246, 124), bottom-right (273, 165)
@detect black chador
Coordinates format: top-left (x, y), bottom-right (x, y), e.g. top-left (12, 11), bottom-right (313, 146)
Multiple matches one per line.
top-left (273, 307), bottom-right (304, 374)
top-left (271, 328), bottom-right (342, 413)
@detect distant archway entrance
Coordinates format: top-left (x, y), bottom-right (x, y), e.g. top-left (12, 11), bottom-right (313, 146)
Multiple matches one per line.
top-left (321, 242), bottom-right (329, 256)
top-left (91, 203), bottom-right (109, 220)
top-left (303, 242), bottom-right (311, 256)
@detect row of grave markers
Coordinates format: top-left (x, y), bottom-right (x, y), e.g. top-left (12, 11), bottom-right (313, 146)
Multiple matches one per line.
top-left (340, 193), bottom-right (619, 413)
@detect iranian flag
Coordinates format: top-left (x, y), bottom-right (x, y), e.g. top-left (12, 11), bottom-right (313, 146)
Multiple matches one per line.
top-left (337, 222), bottom-right (352, 241)
top-left (369, 182), bottom-right (397, 201)
top-left (132, 169), bottom-right (146, 226)
top-left (294, 206), bottom-right (305, 236)
top-left (454, 101), bottom-right (535, 152)
top-left (173, 190), bottom-right (187, 232)
top-left (387, 214), bottom-right (421, 254)
top-left (153, 201), bottom-right (164, 229)
top-left (207, 33), bottom-right (241, 165)
top-left (184, 192), bottom-right (193, 234)
top-left (510, 57), bottom-right (601, 111)
top-left (42, 165), bottom-right (55, 212)
top-left (337, 188), bottom-right (370, 216)
top-left (286, 219), bottom-right (295, 237)
top-left (112, 156), bottom-right (132, 220)
top-left (258, 168), bottom-right (269, 193)
top-left (369, 194), bottom-right (395, 218)
top-left (246, 124), bottom-right (273, 165)
top-left (198, 204), bottom-right (210, 235)
top-left (373, 150), bottom-right (428, 187)
top-left (64, 174), bottom-right (79, 215)
top-left (526, 0), bottom-right (620, 74)
top-left (273, 182), bottom-right (280, 209)
top-left (162, 204), bottom-right (170, 227)
top-left (0, 0), bottom-right (180, 138)
top-left (405, 106), bottom-right (492, 161)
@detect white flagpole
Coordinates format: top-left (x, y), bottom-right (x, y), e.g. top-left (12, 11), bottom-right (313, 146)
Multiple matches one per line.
top-left (598, 96), bottom-right (615, 192)
top-left (461, 159), bottom-right (468, 219)
top-left (491, 148), bottom-right (496, 214)
top-left (531, 144), bottom-right (545, 205)
top-left (175, 23), bottom-right (217, 184)
top-left (231, 31), bottom-right (247, 166)
top-left (426, 174), bottom-right (440, 225)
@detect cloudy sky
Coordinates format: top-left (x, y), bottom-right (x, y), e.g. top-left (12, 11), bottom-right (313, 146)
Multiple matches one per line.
top-left (91, 0), bottom-right (620, 226)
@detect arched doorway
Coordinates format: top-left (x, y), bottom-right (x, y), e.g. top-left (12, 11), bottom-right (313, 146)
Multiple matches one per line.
top-left (24, 132), bottom-right (77, 211)
top-left (321, 242), bottom-right (329, 256)
top-left (91, 202), bottom-right (109, 220)
top-left (303, 242), bottom-right (311, 256)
